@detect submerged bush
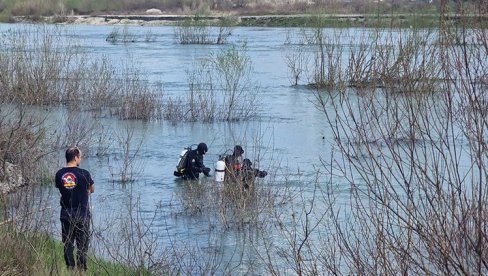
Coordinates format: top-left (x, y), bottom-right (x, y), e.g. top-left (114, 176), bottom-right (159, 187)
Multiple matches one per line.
top-left (164, 45), bottom-right (259, 123)
top-left (174, 14), bottom-right (234, 45)
top-left (285, 28), bottom-right (441, 92)
top-left (106, 26), bottom-right (136, 44)
top-left (0, 26), bottom-right (161, 121)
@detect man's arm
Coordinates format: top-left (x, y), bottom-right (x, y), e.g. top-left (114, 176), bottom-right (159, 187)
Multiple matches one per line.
top-left (86, 171), bottom-right (95, 194)
top-left (256, 169), bottom-right (267, 178)
top-left (194, 154), bottom-right (210, 176)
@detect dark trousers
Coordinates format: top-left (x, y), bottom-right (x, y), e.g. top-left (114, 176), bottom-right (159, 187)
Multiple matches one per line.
top-left (60, 213), bottom-right (91, 270)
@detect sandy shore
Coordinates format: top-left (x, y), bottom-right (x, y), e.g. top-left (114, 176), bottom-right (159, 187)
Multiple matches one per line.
top-left (14, 14), bottom-right (246, 25)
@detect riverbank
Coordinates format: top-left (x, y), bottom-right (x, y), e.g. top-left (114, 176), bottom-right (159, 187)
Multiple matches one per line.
top-left (11, 13), bottom-right (488, 28)
top-left (0, 224), bottom-right (148, 275)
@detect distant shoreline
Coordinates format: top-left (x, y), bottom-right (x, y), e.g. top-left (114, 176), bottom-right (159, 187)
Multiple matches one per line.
top-left (10, 13), bottom-right (488, 28)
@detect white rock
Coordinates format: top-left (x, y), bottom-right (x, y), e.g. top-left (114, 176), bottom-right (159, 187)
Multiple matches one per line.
top-left (0, 161), bottom-right (24, 194)
top-left (146, 8), bottom-right (162, 15)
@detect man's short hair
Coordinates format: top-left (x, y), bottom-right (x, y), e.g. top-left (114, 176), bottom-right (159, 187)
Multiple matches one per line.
top-left (65, 147), bottom-right (81, 163)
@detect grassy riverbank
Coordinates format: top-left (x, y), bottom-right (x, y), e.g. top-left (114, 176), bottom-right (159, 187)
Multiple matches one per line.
top-left (0, 225), bottom-right (148, 275)
top-left (1, 0), bottom-right (487, 28)
top-left (236, 13), bottom-right (447, 28)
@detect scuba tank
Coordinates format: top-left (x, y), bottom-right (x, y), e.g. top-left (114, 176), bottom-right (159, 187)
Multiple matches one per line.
top-left (215, 159), bottom-right (226, 182)
top-left (173, 146), bottom-right (192, 177)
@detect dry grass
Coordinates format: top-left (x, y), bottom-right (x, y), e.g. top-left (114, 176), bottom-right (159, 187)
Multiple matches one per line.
top-left (164, 45), bottom-right (259, 123)
top-left (0, 26), bottom-right (162, 121)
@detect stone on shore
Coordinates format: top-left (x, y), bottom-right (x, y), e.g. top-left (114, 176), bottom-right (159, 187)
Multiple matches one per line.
top-left (0, 161), bottom-right (24, 194)
top-left (146, 8), bottom-right (163, 15)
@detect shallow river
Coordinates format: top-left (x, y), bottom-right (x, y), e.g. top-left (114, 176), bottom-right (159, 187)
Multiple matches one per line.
top-left (2, 23), bottom-right (376, 273)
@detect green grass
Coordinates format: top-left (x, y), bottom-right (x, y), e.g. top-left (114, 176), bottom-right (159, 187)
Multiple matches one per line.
top-left (237, 14), bottom-right (444, 28)
top-left (0, 225), bottom-right (150, 275)
top-left (236, 13), bottom-right (488, 28)
top-left (0, 10), bottom-right (14, 22)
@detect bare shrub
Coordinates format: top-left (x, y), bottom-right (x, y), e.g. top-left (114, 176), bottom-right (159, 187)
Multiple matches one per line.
top-left (300, 25), bottom-right (488, 274)
top-left (184, 58), bottom-right (218, 122)
top-left (0, 225), bottom-right (37, 274)
top-left (284, 28), bottom-right (347, 90)
top-left (105, 27), bottom-right (120, 43)
top-left (0, 27), bottom-right (162, 121)
top-left (162, 96), bottom-right (188, 123)
top-left (0, 27), bottom-right (78, 106)
top-left (379, 30), bottom-right (441, 94)
top-left (0, 105), bottom-right (57, 186)
top-left (285, 28), bottom-right (443, 94)
top-left (106, 26), bottom-right (136, 44)
top-left (308, 29), bottom-right (345, 89)
top-left (283, 30), bottom-right (310, 86)
top-left (110, 65), bottom-right (163, 121)
top-left (175, 15), bottom-right (213, 44)
top-left (109, 123), bottom-right (145, 183)
top-left (346, 31), bottom-right (382, 89)
top-left (164, 44), bottom-right (259, 122)
top-left (54, 110), bottom-right (112, 157)
top-left (169, 168), bottom-right (281, 234)
top-left (216, 16), bottom-right (234, 44)
top-left (92, 192), bottom-right (162, 272)
top-left (144, 28), bottom-right (157, 42)
top-left (77, 58), bottom-right (118, 113)
top-left (174, 14), bottom-right (233, 45)
top-left (256, 178), bottom-right (332, 275)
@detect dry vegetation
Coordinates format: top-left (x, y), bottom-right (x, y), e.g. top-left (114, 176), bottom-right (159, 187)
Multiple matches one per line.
top-left (275, 6), bottom-right (488, 274)
top-left (164, 44), bottom-right (260, 123)
top-left (2, 2), bottom-right (488, 274)
top-left (0, 27), bottom-right (162, 121)
top-left (0, 0), bottom-right (477, 18)
top-left (174, 15), bottom-right (234, 45)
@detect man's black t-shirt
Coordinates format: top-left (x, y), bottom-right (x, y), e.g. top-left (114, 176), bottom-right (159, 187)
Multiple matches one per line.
top-left (55, 167), bottom-right (94, 214)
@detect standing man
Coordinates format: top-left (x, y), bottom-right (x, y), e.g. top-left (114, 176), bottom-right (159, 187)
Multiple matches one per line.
top-left (55, 147), bottom-right (94, 271)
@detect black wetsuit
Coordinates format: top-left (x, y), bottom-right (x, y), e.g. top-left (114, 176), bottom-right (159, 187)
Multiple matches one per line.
top-left (183, 149), bottom-right (210, 180)
top-left (241, 165), bottom-right (267, 189)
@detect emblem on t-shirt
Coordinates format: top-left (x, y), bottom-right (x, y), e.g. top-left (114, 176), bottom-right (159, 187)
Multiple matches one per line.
top-left (61, 172), bottom-right (77, 189)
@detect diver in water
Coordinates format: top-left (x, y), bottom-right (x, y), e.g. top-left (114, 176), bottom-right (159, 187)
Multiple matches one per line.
top-left (182, 143), bottom-right (211, 180)
top-left (240, 158), bottom-right (267, 190)
top-left (224, 145), bottom-right (244, 182)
